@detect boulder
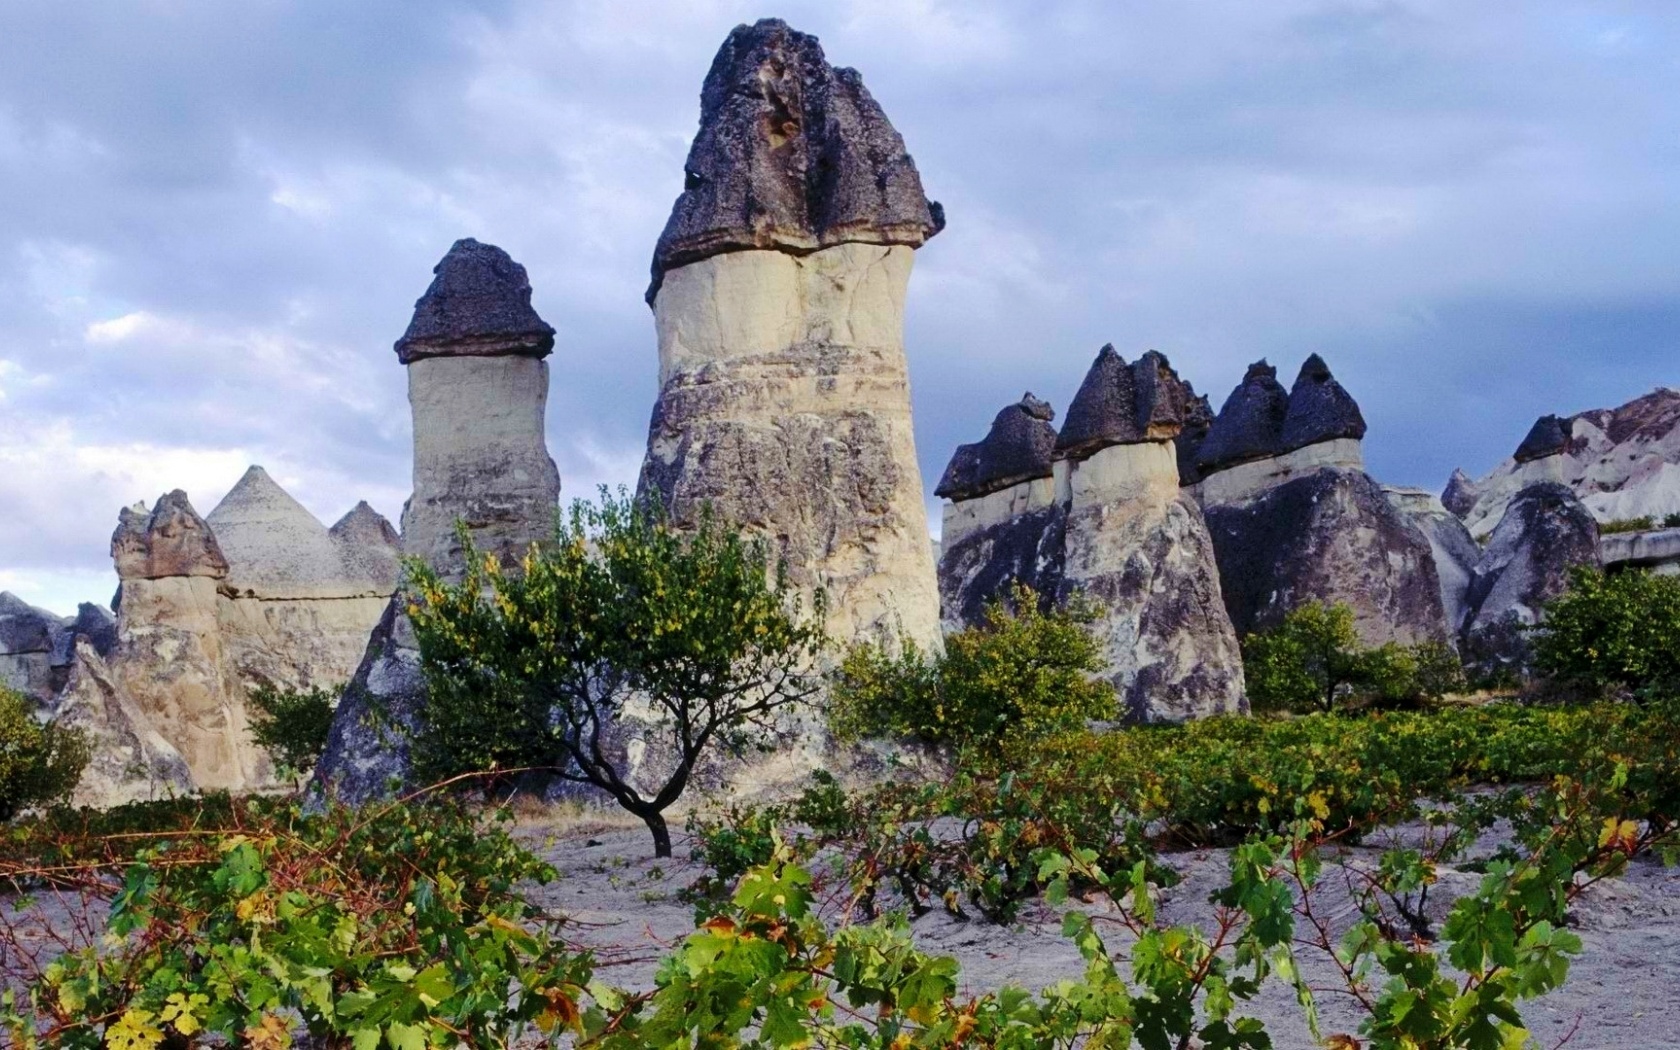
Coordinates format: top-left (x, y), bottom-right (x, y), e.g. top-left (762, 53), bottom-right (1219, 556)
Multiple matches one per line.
top-left (1386, 487), bottom-right (1481, 635)
top-left (934, 394), bottom-right (1056, 501)
top-left (1442, 468), bottom-right (1478, 519)
top-left (1279, 353), bottom-right (1366, 452)
top-left (647, 18), bottom-right (942, 301)
top-left (1195, 361), bottom-right (1289, 474)
top-left (1461, 482), bottom-right (1599, 678)
top-left (640, 19), bottom-right (943, 652)
top-left (1055, 347), bottom-right (1187, 460)
top-left (1203, 468), bottom-right (1449, 647)
top-left (315, 239), bottom-right (560, 804)
top-left (1513, 414), bottom-right (1569, 464)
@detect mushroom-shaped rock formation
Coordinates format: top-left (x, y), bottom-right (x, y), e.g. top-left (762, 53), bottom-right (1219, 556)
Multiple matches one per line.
top-left (648, 18), bottom-right (943, 302)
top-left (1513, 414), bottom-right (1570, 464)
top-left (1054, 347), bottom-right (1188, 461)
top-left (330, 502), bottom-right (403, 594)
top-left (935, 394), bottom-right (1057, 501)
top-left (317, 240), bottom-right (562, 804)
top-left (112, 492), bottom-right (229, 582)
top-left (1279, 354), bottom-right (1366, 453)
top-left (397, 240), bottom-right (561, 576)
top-left (394, 239), bottom-right (555, 363)
top-left (639, 17), bottom-right (943, 659)
top-left (1195, 361), bottom-right (1289, 474)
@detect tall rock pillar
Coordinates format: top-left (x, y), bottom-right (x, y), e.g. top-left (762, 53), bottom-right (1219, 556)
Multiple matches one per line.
top-left (638, 18), bottom-right (945, 651)
top-left (315, 239), bottom-right (559, 802)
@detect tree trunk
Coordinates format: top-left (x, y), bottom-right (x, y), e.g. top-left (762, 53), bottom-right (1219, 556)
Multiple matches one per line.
top-left (643, 810), bottom-right (673, 858)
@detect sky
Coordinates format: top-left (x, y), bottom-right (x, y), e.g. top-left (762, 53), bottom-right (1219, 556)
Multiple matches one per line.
top-left (1, 1), bottom-right (1677, 615)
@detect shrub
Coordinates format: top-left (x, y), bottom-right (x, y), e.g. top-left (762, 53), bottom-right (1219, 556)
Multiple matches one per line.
top-left (246, 682), bottom-right (337, 779)
top-left (0, 686), bottom-right (89, 823)
top-left (4, 800), bottom-right (587, 1050)
top-left (1241, 602), bottom-right (1367, 712)
top-left (408, 490), bottom-right (826, 857)
top-left (829, 583), bottom-right (1114, 748)
top-left (1533, 564), bottom-right (1680, 696)
top-left (1243, 604), bottom-right (1468, 712)
top-left (1599, 515), bottom-right (1655, 535)
top-left (1665, 512), bottom-right (1680, 529)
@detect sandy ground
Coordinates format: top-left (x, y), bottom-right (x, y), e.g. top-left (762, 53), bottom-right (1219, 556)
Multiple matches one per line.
top-left (519, 815), bottom-right (1680, 1050)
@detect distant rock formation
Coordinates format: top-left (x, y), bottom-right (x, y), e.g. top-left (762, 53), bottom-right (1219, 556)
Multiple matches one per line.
top-left (1446, 388), bottom-right (1680, 537)
top-left (53, 637), bottom-right (193, 808)
top-left (938, 347), bottom-right (1245, 722)
top-left (316, 238), bottom-right (560, 804)
top-left (1461, 483), bottom-right (1600, 677)
top-left (1193, 356), bottom-right (1448, 646)
top-left (330, 502), bottom-right (403, 594)
top-left (639, 18), bottom-right (943, 653)
top-left (1385, 487), bottom-right (1481, 635)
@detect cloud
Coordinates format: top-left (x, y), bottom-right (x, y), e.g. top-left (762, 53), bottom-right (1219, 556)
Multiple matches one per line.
top-left (1, 0), bottom-right (1678, 613)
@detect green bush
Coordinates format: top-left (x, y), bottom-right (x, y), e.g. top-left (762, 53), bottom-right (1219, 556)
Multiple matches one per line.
top-left (1599, 515), bottom-right (1655, 535)
top-left (1243, 603), bottom-right (1468, 712)
top-left (246, 682), bottom-right (338, 778)
top-left (1664, 512), bottom-right (1680, 529)
top-left (408, 490), bottom-right (826, 857)
top-left (829, 583), bottom-right (1114, 748)
top-left (1533, 565), bottom-right (1680, 696)
top-left (0, 686), bottom-right (89, 823)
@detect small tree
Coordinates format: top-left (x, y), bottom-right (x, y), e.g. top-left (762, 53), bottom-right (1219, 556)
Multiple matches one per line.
top-left (247, 683), bottom-right (338, 781)
top-left (407, 492), bottom-right (826, 857)
top-left (0, 686), bottom-right (90, 822)
top-left (830, 584), bottom-right (1114, 749)
top-left (1242, 603), bottom-right (1367, 713)
top-left (1534, 565), bottom-right (1680, 697)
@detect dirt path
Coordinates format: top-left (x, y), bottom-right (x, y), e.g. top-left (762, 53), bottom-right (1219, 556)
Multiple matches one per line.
top-left (521, 820), bottom-right (1680, 1050)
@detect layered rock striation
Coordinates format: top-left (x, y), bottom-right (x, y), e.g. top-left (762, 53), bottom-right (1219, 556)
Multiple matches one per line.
top-left (315, 239), bottom-right (560, 804)
top-left (937, 347), bottom-right (1245, 722)
top-left (639, 18), bottom-right (943, 652)
top-left (1191, 356), bottom-right (1447, 646)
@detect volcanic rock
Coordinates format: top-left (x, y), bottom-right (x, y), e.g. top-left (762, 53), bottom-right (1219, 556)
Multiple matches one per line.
top-left (394, 239), bottom-right (555, 363)
top-left (1386, 487), bottom-right (1481, 634)
top-left (1442, 468), bottom-right (1478, 519)
top-left (1461, 483), bottom-right (1599, 678)
top-left (1203, 468), bottom-right (1449, 646)
top-left (640, 20), bottom-right (942, 653)
top-left (330, 502), bottom-right (403, 594)
top-left (1195, 361), bottom-right (1289, 474)
top-left (1514, 414), bottom-right (1570, 464)
top-left (647, 18), bottom-right (942, 301)
top-left (1280, 354), bottom-right (1366, 452)
top-left (112, 491), bottom-right (229, 581)
top-left (934, 394), bottom-right (1057, 501)
top-left (1175, 389), bottom-right (1216, 486)
top-left (1054, 347), bottom-right (1188, 461)
top-left (0, 592), bottom-right (62, 703)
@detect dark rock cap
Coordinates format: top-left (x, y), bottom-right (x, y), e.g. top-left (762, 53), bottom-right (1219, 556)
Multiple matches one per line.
top-left (1441, 468), bottom-right (1477, 519)
top-left (1195, 360), bottom-right (1289, 473)
top-left (936, 393), bottom-right (1058, 501)
top-left (1055, 346), bottom-right (1189, 459)
top-left (1279, 353), bottom-right (1366, 453)
top-left (1513, 414), bottom-right (1570, 463)
top-left (648, 18), bottom-right (943, 303)
top-left (394, 239), bottom-right (555, 363)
